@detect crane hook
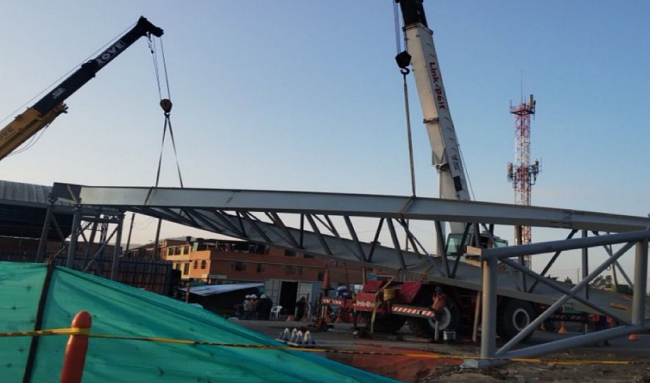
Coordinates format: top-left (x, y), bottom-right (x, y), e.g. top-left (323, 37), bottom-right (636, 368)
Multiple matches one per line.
top-left (160, 99), bottom-right (173, 115)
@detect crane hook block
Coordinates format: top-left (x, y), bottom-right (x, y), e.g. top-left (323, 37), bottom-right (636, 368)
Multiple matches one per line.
top-left (395, 51), bottom-right (412, 68)
top-left (160, 99), bottom-right (173, 114)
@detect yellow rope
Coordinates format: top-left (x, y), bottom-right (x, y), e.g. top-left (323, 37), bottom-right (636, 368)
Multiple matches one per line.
top-left (0, 327), bottom-right (634, 366)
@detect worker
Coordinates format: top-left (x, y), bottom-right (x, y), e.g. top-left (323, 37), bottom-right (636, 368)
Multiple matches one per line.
top-left (295, 297), bottom-right (307, 321)
top-left (243, 295), bottom-right (252, 320)
top-left (258, 294), bottom-right (273, 320)
top-left (594, 314), bottom-right (611, 346)
top-left (250, 294), bottom-right (258, 320)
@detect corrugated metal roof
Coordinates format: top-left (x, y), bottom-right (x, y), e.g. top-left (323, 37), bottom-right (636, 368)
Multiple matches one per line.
top-left (0, 180), bottom-right (70, 207)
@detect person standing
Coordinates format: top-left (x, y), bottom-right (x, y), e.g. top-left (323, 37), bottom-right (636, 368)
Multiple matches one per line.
top-left (295, 297), bottom-right (306, 321)
top-left (258, 294), bottom-right (273, 320)
top-left (250, 294), bottom-right (258, 320)
top-left (243, 295), bottom-right (252, 320)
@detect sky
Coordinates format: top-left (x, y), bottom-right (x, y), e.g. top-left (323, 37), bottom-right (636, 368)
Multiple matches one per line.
top-left (1, 1), bottom-right (649, 282)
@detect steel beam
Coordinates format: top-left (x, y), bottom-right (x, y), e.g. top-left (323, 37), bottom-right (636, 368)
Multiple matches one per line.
top-left (63, 184), bottom-right (650, 232)
top-left (110, 213), bottom-right (124, 280)
top-left (632, 239), bottom-right (648, 325)
top-left (472, 230), bottom-right (650, 260)
top-left (66, 209), bottom-right (82, 268)
top-left (528, 230), bottom-right (577, 293)
top-left (496, 241), bottom-right (635, 356)
top-left (480, 257), bottom-right (498, 359)
top-left (500, 258), bottom-right (629, 325)
top-left (498, 324), bottom-right (646, 362)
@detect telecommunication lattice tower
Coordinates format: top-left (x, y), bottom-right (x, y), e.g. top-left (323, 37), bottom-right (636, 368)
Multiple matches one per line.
top-left (507, 95), bottom-right (540, 267)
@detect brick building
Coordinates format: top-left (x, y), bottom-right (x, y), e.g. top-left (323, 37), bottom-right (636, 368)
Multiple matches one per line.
top-left (126, 237), bottom-right (364, 314)
top-left (128, 237), bottom-right (362, 285)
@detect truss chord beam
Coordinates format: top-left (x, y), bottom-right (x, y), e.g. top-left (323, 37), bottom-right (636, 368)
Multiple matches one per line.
top-left (496, 241), bottom-right (635, 356)
top-left (69, 184), bottom-right (650, 232)
top-left (343, 216), bottom-right (367, 262)
top-left (475, 230), bottom-right (650, 260)
top-left (386, 219), bottom-right (407, 270)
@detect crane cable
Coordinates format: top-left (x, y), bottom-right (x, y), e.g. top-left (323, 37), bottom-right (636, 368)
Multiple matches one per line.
top-left (148, 35), bottom-right (184, 189)
top-left (394, 2), bottom-right (417, 198)
top-left (394, 2), bottom-right (418, 253)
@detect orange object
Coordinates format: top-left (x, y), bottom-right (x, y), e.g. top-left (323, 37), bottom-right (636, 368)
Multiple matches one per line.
top-left (321, 269), bottom-right (331, 290)
top-left (629, 333), bottom-right (639, 341)
top-left (557, 322), bottom-right (568, 334)
top-left (60, 311), bottom-right (92, 383)
top-left (432, 293), bottom-right (447, 312)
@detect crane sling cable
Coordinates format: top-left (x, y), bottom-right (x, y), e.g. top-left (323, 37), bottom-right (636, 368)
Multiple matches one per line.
top-left (149, 35), bottom-right (184, 189)
top-left (148, 34), bottom-right (184, 260)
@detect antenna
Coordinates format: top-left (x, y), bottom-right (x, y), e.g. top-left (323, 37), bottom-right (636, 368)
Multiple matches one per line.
top-left (507, 91), bottom-right (540, 268)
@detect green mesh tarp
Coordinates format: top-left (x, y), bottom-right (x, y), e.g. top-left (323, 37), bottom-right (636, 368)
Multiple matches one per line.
top-left (0, 262), bottom-right (399, 383)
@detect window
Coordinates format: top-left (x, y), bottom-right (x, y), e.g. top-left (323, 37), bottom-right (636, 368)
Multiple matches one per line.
top-left (317, 272), bottom-right (324, 281)
top-left (284, 250), bottom-right (297, 257)
top-left (183, 246), bottom-right (190, 255)
top-left (303, 254), bottom-right (315, 259)
top-left (193, 260), bottom-right (198, 269)
top-left (183, 263), bottom-right (190, 275)
top-left (201, 260), bottom-right (207, 270)
top-left (283, 266), bottom-right (296, 275)
top-left (256, 263), bottom-right (266, 273)
top-left (230, 262), bottom-right (246, 271)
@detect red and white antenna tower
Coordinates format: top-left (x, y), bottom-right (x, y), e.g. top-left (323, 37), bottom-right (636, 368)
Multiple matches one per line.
top-left (507, 94), bottom-right (540, 267)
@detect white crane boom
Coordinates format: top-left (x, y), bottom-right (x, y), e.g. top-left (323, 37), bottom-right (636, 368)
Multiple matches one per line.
top-left (397, 0), bottom-right (470, 204)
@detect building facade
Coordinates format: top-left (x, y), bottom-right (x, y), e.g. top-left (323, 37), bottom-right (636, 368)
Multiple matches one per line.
top-left (134, 237), bottom-right (363, 285)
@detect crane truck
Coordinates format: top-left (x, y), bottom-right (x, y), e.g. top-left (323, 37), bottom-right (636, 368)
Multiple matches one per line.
top-left (320, 0), bottom-right (547, 342)
top-left (0, 17), bottom-right (163, 162)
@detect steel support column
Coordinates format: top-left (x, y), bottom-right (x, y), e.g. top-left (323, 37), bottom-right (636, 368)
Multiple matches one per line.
top-left (110, 213), bottom-right (124, 281)
top-left (480, 257), bottom-right (498, 359)
top-left (632, 238), bottom-right (648, 325)
top-left (36, 202), bottom-right (54, 263)
top-left (66, 209), bottom-right (82, 268)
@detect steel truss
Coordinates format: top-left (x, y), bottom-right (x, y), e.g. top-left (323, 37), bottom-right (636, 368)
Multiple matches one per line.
top-left (469, 231), bottom-right (649, 367)
top-left (38, 200), bottom-right (124, 280)
top-left (46, 183), bottom-right (650, 363)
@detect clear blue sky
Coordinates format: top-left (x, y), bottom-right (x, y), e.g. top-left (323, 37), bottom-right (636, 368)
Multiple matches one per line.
top-left (1, 1), bottom-right (649, 280)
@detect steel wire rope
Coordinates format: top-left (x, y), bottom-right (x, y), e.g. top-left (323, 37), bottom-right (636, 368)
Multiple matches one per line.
top-left (149, 36), bottom-right (184, 189)
top-left (394, 2), bottom-right (417, 252)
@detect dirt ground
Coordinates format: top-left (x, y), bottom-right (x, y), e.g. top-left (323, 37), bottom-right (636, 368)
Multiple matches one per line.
top-left (238, 320), bottom-right (650, 383)
top-left (423, 360), bottom-right (650, 383)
